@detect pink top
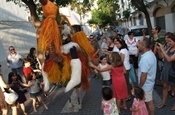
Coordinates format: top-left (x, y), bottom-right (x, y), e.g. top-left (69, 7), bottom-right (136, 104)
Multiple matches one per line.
top-left (131, 98), bottom-right (148, 115)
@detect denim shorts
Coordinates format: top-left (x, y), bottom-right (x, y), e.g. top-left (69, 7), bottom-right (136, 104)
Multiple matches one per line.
top-left (102, 79), bottom-right (112, 86)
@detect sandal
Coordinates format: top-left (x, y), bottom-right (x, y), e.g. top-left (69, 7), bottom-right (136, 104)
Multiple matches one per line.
top-left (171, 104), bottom-right (175, 111)
top-left (158, 104), bottom-right (167, 109)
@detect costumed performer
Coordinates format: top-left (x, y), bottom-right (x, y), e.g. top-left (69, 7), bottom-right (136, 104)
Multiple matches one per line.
top-left (38, 0), bottom-right (95, 93)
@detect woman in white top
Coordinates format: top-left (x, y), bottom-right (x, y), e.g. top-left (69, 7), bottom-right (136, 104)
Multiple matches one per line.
top-left (115, 38), bottom-right (131, 100)
top-left (125, 31), bottom-right (138, 71)
top-left (0, 74), bottom-right (18, 115)
top-left (6, 46), bottom-right (26, 83)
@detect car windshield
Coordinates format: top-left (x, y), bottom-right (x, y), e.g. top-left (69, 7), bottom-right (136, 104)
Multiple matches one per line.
top-left (131, 28), bottom-right (149, 37)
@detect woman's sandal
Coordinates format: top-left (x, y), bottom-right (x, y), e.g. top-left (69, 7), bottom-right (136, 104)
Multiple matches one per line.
top-left (158, 104), bottom-right (167, 109)
top-left (171, 104), bottom-right (175, 111)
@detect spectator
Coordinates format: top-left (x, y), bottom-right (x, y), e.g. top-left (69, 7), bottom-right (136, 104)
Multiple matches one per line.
top-left (157, 33), bottom-right (175, 110)
top-left (89, 35), bottom-right (100, 78)
top-left (98, 55), bottom-right (111, 87)
top-left (6, 46), bottom-right (26, 83)
top-left (151, 26), bottom-right (164, 85)
top-left (0, 73), bottom-right (18, 115)
top-left (130, 86), bottom-right (148, 115)
top-left (115, 38), bottom-right (131, 100)
top-left (125, 31), bottom-right (139, 73)
top-left (113, 29), bottom-right (119, 38)
top-left (27, 47), bottom-right (41, 70)
top-left (8, 72), bottom-right (28, 115)
top-left (27, 74), bottom-right (48, 112)
top-left (100, 37), bottom-right (108, 55)
top-left (137, 37), bottom-right (157, 115)
top-left (101, 87), bottom-right (119, 115)
top-left (23, 59), bottom-right (41, 83)
top-left (90, 52), bottom-right (128, 112)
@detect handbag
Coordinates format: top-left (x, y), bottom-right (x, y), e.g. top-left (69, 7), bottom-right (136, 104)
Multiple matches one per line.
top-left (3, 88), bottom-right (19, 105)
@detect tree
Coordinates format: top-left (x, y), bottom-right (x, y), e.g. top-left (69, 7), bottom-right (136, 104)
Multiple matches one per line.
top-left (123, 8), bottom-right (130, 27)
top-left (70, 0), bottom-right (93, 26)
top-left (131, 0), bottom-right (152, 36)
top-left (88, 0), bottom-right (119, 27)
top-left (6, 0), bottom-right (72, 30)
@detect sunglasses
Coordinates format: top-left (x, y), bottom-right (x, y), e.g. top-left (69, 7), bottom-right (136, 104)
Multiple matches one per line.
top-left (10, 48), bottom-right (15, 51)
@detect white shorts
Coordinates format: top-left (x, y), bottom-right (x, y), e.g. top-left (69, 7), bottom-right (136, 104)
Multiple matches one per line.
top-left (144, 90), bottom-right (153, 102)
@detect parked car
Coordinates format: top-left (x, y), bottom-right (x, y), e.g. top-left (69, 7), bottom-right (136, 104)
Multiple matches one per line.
top-left (92, 29), bottom-right (103, 41)
top-left (125, 25), bottom-right (149, 41)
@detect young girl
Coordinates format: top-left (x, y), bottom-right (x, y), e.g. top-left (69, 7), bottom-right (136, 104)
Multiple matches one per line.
top-left (90, 52), bottom-right (128, 112)
top-left (27, 74), bottom-right (48, 112)
top-left (130, 86), bottom-right (148, 115)
top-left (101, 87), bottom-right (119, 115)
top-left (8, 72), bottom-right (29, 115)
top-left (98, 55), bottom-right (111, 87)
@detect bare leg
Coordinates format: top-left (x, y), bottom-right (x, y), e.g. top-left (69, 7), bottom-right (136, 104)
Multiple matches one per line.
top-left (122, 99), bottom-right (127, 109)
top-left (146, 100), bottom-right (155, 115)
top-left (1, 108), bottom-right (8, 115)
top-left (159, 82), bottom-right (169, 107)
top-left (20, 103), bottom-right (27, 115)
top-left (116, 99), bottom-right (121, 112)
top-left (32, 98), bottom-right (37, 112)
top-left (37, 96), bottom-right (48, 110)
top-left (11, 106), bottom-right (18, 115)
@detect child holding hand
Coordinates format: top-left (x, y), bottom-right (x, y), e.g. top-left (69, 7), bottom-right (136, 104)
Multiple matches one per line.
top-left (130, 86), bottom-right (148, 115)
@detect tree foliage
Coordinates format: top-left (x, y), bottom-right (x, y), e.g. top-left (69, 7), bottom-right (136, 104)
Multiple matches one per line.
top-left (131, 0), bottom-right (152, 36)
top-left (88, 0), bottom-right (119, 27)
top-left (123, 9), bottom-right (130, 19)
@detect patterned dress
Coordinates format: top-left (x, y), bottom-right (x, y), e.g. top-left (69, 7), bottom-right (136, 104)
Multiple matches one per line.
top-left (131, 98), bottom-right (148, 115)
top-left (102, 98), bottom-right (119, 115)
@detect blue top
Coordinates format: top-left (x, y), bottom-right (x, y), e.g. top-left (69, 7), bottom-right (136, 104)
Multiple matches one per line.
top-left (138, 50), bottom-right (157, 91)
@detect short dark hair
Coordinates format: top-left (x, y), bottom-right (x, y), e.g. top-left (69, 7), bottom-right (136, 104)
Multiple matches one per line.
top-left (142, 37), bottom-right (151, 48)
top-left (165, 32), bottom-right (173, 38)
top-left (100, 55), bottom-right (106, 61)
top-left (27, 74), bottom-right (33, 81)
top-left (128, 31), bottom-right (134, 36)
top-left (155, 25), bottom-right (161, 33)
top-left (102, 87), bottom-right (113, 101)
top-left (134, 86), bottom-right (145, 100)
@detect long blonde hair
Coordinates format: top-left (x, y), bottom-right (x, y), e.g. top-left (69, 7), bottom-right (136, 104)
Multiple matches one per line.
top-left (111, 52), bottom-right (123, 67)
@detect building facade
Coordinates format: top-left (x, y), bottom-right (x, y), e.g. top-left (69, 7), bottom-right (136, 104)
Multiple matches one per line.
top-left (118, 0), bottom-right (175, 33)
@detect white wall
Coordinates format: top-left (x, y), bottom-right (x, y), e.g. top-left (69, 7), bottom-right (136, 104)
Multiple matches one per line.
top-left (0, 1), bottom-right (29, 21)
top-left (0, 22), bottom-right (36, 62)
top-left (165, 13), bottom-right (175, 33)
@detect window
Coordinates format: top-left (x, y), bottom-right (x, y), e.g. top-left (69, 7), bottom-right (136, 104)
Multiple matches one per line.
top-left (131, 28), bottom-right (149, 37)
top-left (155, 16), bottom-right (165, 30)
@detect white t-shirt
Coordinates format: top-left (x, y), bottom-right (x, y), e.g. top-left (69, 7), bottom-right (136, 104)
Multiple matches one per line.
top-left (112, 45), bottom-right (119, 53)
top-left (99, 63), bottom-right (111, 81)
top-left (125, 38), bottom-right (138, 55)
top-left (101, 42), bottom-right (108, 52)
top-left (138, 50), bottom-right (157, 92)
top-left (120, 48), bottom-right (131, 70)
top-left (7, 53), bottom-right (23, 69)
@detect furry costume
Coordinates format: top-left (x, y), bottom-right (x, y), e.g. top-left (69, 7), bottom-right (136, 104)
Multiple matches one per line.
top-left (38, 0), bottom-right (95, 92)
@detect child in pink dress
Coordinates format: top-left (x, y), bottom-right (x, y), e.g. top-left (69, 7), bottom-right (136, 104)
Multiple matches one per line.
top-left (130, 86), bottom-right (148, 115)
